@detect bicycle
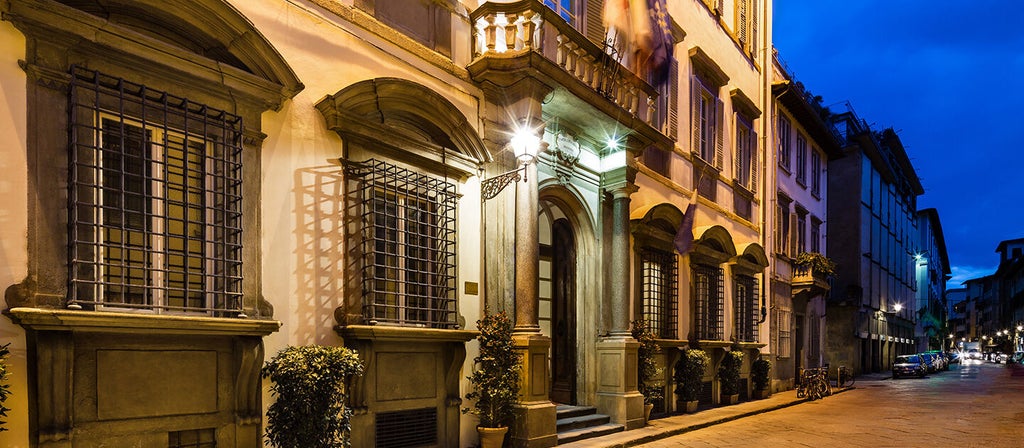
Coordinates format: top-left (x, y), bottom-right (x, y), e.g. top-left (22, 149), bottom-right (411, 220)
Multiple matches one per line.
top-left (836, 365), bottom-right (855, 388)
top-left (796, 367), bottom-right (831, 400)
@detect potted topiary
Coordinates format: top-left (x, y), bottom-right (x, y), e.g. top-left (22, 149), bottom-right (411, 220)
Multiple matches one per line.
top-left (751, 356), bottom-right (772, 399)
top-left (717, 350), bottom-right (743, 405)
top-left (674, 348), bottom-right (709, 413)
top-left (631, 320), bottom-right (663, 423)
top-left (262, 345), bottom-right (365, 448)
top-left (464, 311), bottom-right (521, 448)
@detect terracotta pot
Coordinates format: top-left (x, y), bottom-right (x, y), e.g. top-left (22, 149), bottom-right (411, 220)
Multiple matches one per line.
top-left (644, 403), bottom-right (654, 423)
top-left (678, 399), bottom-right (699, 413)
top-left (478, 426), bottom-right (508, 448)
top-left (722, 393), bottom-right (739, 405)
top-left (752, 388), bottom-right (771, 400)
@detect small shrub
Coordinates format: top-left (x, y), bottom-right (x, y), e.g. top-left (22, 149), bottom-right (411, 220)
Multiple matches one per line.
top-left (751, 357), bottom-right (771, 390)
top-left (262, 345), bottom-right (364, 448)
top-left (795, 252), bottom-right (837, 278)
top-left (464, 311), bottom-right (521, 428)
top-left (717, 351), bottom-right (744, 396)
top-left (631, 320), bottom-right (663, 404)
top-left (674, 348), bottom-right (709, 402)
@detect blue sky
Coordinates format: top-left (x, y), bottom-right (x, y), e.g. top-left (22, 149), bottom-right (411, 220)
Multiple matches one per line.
top-left (773, 1), bottom-right (1024, 289)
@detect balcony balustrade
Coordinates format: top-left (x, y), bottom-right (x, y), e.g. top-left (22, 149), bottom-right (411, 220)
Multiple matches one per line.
top-left (470, 1), bottom-right (657, 127)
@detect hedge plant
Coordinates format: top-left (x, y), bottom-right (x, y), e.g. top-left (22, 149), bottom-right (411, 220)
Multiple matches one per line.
top-left (631, 320), bottom-right (663, 405)
top-left (751, 357), bottom-right (772, 391)
top-left (262, 345), bottom-right (364, 448)
top-left (674, 348), bottom-right (709, 402)
top-left (717, 351), bottom-right (744, 396)
top-left (464, 311), bottom-right (520, 429)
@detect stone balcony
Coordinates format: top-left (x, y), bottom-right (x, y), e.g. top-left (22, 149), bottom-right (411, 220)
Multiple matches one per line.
top-left (792, 264), bottom-right (831, 298)
top-left (468, 0), bottom-right (661, 137)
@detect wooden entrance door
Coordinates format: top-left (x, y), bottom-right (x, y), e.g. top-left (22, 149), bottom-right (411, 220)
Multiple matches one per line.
top-left (550, 219), bottom-right (577, 404)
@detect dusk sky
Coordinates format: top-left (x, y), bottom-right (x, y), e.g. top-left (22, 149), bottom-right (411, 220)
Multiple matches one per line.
top-left (773, 1), bottom-right (1024, 289)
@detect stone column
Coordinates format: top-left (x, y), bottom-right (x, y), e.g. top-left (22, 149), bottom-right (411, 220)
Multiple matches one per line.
top-left (511, 130), bottom-right (556, 448)
top-left (595, 182), bottom-right (644, 430)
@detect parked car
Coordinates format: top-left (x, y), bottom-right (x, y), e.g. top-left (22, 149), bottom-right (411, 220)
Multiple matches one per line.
top-left (1011, 351), bottom-right (1024, 364)
top-left (893, 354), bottom-right (927, 379)
top-left (925, 350), bottom-right (949, 371)
top-left (946, 351), bottom-right (961, 364)
top-left (919, 352), bottom-right (939, 373)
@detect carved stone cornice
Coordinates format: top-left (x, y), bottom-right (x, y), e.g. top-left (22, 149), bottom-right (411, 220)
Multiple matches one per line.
top-left (6, 307), bottom-right (281, 336)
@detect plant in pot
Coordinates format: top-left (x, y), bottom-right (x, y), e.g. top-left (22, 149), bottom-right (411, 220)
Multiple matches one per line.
top-left (751, 356), bottom-right (772, 399)
top-left (464, 311), bottom-right (521, 448)
top-left (795, 251), bottom-right (837, 278)
top-left (262, 345), bottom-right (365, 448)
top-left (717, 350), bottom-right (743, 405)
top-left (673, 348), bottom-right (709, 413)
top-left (631, 320), bottom-right (663, 423)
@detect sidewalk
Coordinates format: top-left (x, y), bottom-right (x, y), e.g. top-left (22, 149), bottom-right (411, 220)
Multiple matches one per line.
top-left (559, 380), bottom-right (867, 448)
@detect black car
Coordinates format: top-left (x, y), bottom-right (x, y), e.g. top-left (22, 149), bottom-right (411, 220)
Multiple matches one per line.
top-left (893, 354), bottom-right (926, 379)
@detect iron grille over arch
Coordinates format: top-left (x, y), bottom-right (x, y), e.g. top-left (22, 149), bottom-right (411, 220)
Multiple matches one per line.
top-left (640, 247), bottom-right (678, 339)
top-left (344, 159), bottom-right (458, 328)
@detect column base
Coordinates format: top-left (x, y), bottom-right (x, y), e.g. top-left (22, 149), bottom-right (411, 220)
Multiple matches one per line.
top-left (595, 335), bottom-right (644, 430)
top-left (511, 333), bottom-right (556, 447)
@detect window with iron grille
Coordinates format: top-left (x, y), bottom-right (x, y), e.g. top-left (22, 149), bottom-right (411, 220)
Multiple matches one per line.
top-left (641, 248), bottom-right (677, 339)
top-left (734, 275), bottom-right (759, 343)
top-left (777, 307), bottom-right (792, 358)
top-left (68, 66), bottom-right (244, 315)
top-left (168, 428), bottom-right (216, 448)
top-left (345, 159), bottom-right (458, 328)
top-left (692, 263), bottom-right (724, 340)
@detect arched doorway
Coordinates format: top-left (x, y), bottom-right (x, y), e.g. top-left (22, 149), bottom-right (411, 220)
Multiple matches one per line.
top-left (549, 218), bottom-right (577, 404)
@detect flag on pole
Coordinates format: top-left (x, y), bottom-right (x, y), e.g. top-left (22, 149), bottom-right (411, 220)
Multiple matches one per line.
top-left (646, 0), bottom-right (673, 88)
top-left (674, 187), bottom-right (698, 255)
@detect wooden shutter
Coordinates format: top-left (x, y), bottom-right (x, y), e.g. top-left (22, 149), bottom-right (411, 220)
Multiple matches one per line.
top-left (751, 0), bottom-right (759, 55)
top-left (714, 96), bottom-right (725, 169)
top-left (669, 59), bottom-right (679, 140)
top-left (691, 75), bottom-right (701, 155)
top-left (750, 127), bottom-right (759, 192)
top-left (734, 114), bottom-right (743, 183)
top-left (789, 213), bottom-right (798, 257)
top-left (585, 0), bottom-right (606, 46)
top-left (737, 0), bottom-right (748, 47)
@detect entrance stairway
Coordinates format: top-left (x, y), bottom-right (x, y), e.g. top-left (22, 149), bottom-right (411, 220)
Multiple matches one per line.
top-left (555, 405), bottom-right (623, 445)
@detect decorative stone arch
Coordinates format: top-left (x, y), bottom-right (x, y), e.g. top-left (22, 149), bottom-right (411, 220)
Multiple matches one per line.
top-left (631, 203), bottom-right (685, 252)
top-left (316, 78), bottom-right (490, 176)
top-left (734, 243), bottom-right (770, 272)
top-left (692, 225), bottom-right (738, 263)
top-left (538, 179), bottom-right (599, 405)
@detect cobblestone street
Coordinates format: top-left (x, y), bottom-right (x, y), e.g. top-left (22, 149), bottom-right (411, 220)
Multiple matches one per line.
top-left (637, 361), bottom-right (1024, 447)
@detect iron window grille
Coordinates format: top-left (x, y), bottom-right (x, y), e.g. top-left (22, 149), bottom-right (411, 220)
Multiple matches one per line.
top-left (68, 66), bottom-right (244, 315)
top-left (777, 307), bottom-right (792, 358)
top-left (692, 263), bottom-right (724, 340)
top-left (345, 159), bottom-right (458, 329)
top-left (733, 275), bottom-right (759, 343)
top-left (375, 407), bottom-right (438, 448)
top-left (168, 428), bottom-right (216, 448)
top-left (640, 248), bottom-right (678, 339)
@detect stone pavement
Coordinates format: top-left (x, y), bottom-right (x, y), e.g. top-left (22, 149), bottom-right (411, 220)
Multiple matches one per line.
top-left (559, 374), bottom-right (886, 448)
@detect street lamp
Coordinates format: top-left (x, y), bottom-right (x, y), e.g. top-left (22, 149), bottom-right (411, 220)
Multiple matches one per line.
top-left (481, 123), bottom-right (543, 200)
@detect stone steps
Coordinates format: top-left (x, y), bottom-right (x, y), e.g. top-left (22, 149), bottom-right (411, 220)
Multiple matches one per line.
top-left (555, 405), bottom-right (623, 445)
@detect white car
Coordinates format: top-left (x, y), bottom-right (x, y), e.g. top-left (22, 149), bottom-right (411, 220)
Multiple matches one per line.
top-left (967, 348), bottom-right (982, 360)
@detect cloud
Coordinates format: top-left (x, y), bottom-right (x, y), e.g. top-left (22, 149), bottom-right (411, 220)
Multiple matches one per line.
top-left (947, 265), bottom-right (996, 289)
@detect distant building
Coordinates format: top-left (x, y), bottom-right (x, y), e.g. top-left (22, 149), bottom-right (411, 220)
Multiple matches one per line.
top-left (768, 56), bottom-right (843, 390)
top-left (824, 106), bottom-right (924, 375)
top-left (914, 208), bottom-right (951, 352)
top-left (946, 287), bottom-right (968, 347)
